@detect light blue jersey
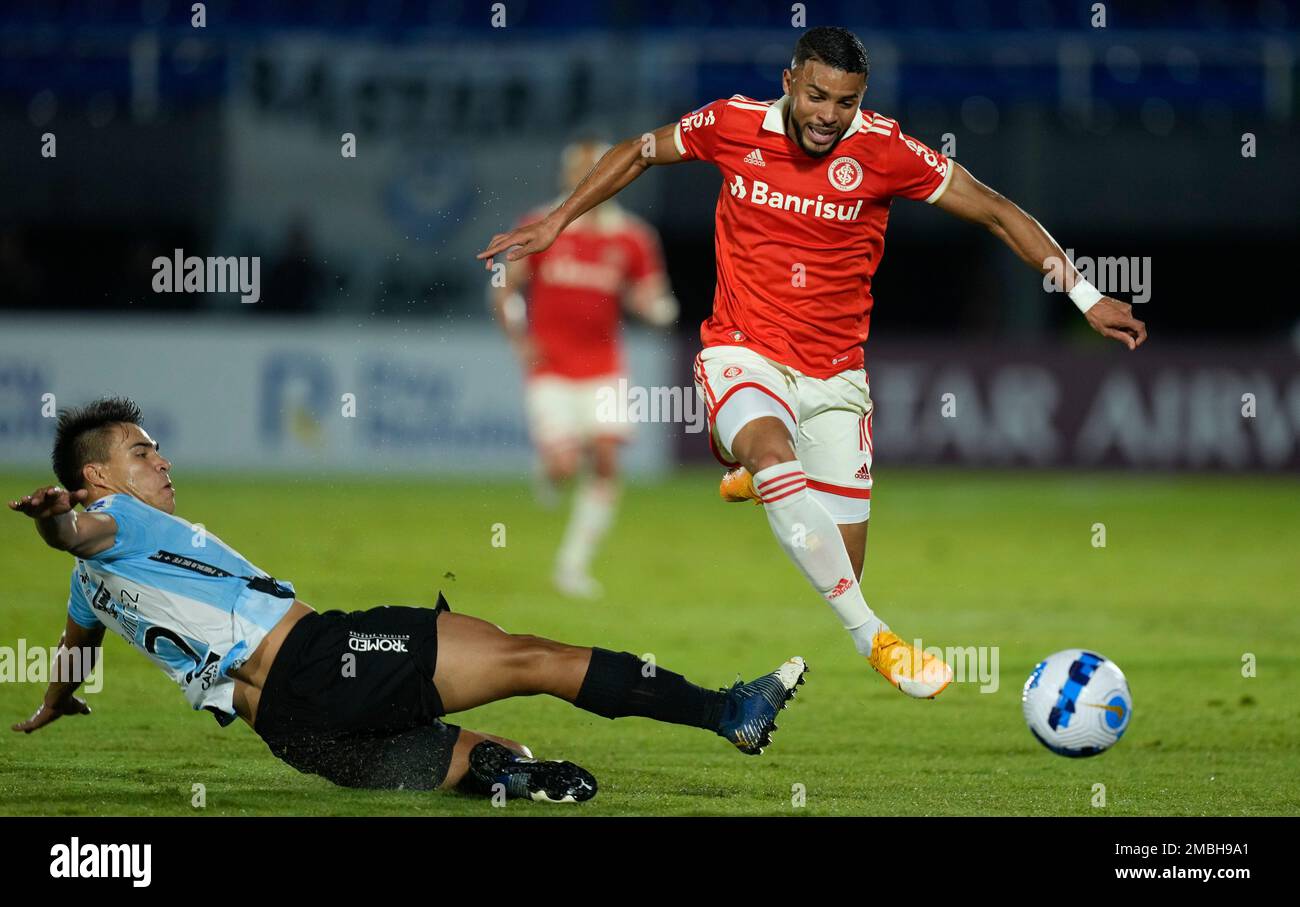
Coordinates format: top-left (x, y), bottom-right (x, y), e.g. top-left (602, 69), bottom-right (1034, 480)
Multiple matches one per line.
top-left (66, 494), bottom-right (296, 726)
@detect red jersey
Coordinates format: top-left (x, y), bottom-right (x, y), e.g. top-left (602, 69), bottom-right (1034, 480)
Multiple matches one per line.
top-left (675, 94), bottom-right (952, 378)
top-left (519, 203), bottom-right (665, 379)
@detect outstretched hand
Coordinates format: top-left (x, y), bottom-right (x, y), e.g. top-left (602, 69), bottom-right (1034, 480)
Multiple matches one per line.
top-left (1085, 298), bottom-right (1148, 351)
top-left (8, 486), bottom-right (87, 519)
top-left (477, 215), bottom-right (562, 270)
top-left (12, 695), bottom-right (91, 734)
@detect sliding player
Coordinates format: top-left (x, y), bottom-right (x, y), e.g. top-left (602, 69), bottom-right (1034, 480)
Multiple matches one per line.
top-left (490, 137), bottom-right (678, 599)
top-left (10, 398), bottom-right (806, 804)
top-left (479, 27), bottom-right (1146, 698)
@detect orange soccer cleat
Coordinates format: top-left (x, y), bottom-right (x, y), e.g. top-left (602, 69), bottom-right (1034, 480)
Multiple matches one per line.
top-left (867, 630), bottom-right (954, 699)
top-left (719, 467), bottom-right (762, 504)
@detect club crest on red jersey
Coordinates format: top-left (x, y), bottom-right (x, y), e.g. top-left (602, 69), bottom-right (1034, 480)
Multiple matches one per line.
top-left (827, 156), bottom-right (864, 192)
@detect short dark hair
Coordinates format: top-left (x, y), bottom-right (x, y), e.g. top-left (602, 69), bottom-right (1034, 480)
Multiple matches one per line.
top-left (51, 397), bottom-right (144, 491)
top-left (791, 26), bottom-right (870, 78)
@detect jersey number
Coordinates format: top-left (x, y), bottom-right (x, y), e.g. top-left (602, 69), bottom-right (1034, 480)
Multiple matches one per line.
top-left (144, 627), bottom-right (222, 690)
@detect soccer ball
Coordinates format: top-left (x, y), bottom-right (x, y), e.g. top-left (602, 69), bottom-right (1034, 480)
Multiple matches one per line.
top-left (1022, 649), bottom-right (1132, 757)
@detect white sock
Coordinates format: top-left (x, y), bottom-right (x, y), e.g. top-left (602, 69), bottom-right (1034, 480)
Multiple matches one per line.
top-left (556, 478), bottom-right (618, 577)
top-left (754, 461), bottom-right (885, 656)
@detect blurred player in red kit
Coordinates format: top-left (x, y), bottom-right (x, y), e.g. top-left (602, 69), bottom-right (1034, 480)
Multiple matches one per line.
top-left (481, 29), bottom-right (1145, 694)
top-left (491, 138), bottom-right (678, 599)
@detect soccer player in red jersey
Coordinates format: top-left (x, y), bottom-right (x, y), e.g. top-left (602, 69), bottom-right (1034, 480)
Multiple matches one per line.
top-left (480, 28), bottom-right (1147, 696)
top-left (491, 138), bottom-right (679, 599)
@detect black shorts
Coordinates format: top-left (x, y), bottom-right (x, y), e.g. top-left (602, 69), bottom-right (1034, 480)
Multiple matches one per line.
top-left (254, 594), bottom-right (461, 791)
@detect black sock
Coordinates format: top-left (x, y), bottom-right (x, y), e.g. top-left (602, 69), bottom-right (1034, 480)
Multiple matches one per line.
top-left (574, 648), bottom-right (727, 731)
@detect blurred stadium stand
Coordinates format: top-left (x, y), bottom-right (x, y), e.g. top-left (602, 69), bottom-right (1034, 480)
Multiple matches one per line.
top-left (1, 1), bottom-right (1296, 330)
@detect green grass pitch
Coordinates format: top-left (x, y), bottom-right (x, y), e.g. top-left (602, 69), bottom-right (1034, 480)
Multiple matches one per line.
top-left (2, 467), bottom-right (1296, 816)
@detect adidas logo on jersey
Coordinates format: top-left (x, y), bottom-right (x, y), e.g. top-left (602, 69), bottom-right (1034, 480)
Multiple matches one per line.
top-left (855, 463), bottom-right (871, 481)
top-left (743, 148), bottom-right (766, 167)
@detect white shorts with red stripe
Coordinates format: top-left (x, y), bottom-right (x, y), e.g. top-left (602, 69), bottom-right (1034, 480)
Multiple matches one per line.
top-left (525, 373), bottom-right (632, 453)
top-left (693, 345), bottom-right (873, 523)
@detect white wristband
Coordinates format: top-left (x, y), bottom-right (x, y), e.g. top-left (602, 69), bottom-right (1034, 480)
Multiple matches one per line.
top-left (1068, 279), bottom-right (1104, 314)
